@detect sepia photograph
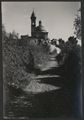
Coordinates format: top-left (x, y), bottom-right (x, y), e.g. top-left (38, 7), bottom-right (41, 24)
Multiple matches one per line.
top-left (2, 1), bottom-right (82, 119)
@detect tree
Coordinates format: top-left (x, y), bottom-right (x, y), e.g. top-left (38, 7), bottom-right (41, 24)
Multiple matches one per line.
top-left (74, 8), bottom-right (81, 40)
top-left (2, 24), bottom-right (9, 45)
top-left (11, 30), bottom-right (19, 39)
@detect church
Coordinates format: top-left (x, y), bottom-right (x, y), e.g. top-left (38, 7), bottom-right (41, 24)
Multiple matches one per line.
top-left (31, 10), bottom-right (48, 40)
top-left (21, 10), bottom-right (49, 44)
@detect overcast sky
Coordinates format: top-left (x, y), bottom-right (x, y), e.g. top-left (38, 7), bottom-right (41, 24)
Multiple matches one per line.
top-left (2, 2), bottom-right (81, 41)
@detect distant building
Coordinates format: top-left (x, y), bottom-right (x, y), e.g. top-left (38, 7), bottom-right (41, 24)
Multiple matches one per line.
top-left (20, 10), bottom-right (49, 45)
top-left (31, 10), bottom-right (48, 40)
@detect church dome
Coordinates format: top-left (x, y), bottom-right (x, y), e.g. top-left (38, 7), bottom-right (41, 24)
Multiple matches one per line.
top-left (36, 26), bottom-right (47, 32)
top-left (36, 20), bottom-right (47, 32)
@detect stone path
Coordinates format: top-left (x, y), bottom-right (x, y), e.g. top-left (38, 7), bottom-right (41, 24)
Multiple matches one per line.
top-left (23, 45), bottom-right (62, 94)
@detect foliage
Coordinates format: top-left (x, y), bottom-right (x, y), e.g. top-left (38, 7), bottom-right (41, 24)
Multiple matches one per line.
top-left (3, 26), bottom-right (31, 91)
top-left (2, 25), bottom-right (50, 93)
top-left (56, 36), bottom-right (81, 65)
top-left (74, 9), bottom-right (81, 39)
top-left (29, 42), bottom-right (50, 66)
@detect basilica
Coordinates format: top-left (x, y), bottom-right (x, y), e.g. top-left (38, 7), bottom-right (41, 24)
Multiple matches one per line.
top-left (21, 10), bottom-right (49, 44)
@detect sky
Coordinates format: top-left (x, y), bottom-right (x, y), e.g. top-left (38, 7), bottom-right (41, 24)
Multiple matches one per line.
top-left (2, 2), bottom-right (81, 41)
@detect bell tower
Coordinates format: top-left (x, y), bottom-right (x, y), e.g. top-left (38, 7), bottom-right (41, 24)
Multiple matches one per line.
top-left (31, 10), bottom-right (36, 37)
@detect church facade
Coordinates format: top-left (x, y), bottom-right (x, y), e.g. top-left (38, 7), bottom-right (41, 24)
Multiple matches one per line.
top-left (31, 10), bottom-right (48, 40)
